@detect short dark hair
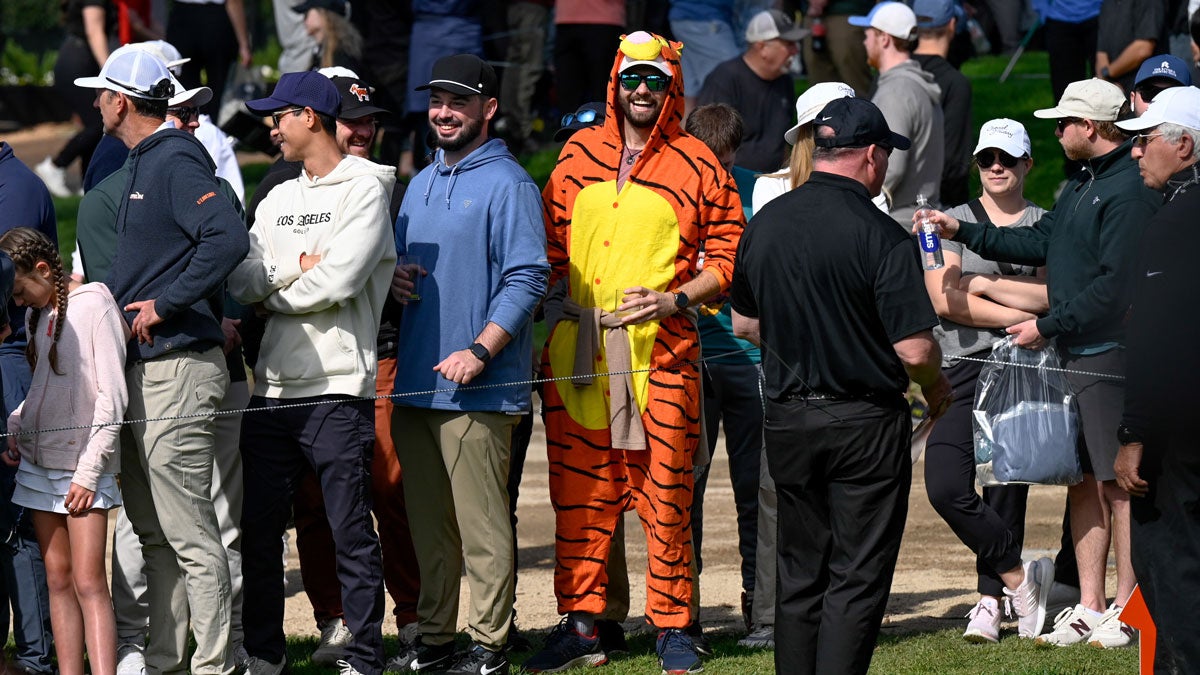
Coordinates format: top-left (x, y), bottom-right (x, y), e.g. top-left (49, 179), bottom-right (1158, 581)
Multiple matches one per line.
top-left (891, 35), bottom-right (915, 53)
top-left (129, 94), bottom-right (168, 119)
top-left (684, 103), bottom-right (744, 159)
top-left (315, 111), bottom-right (338, 137)
top-left (1096, 100), bottom-right (1133, 142)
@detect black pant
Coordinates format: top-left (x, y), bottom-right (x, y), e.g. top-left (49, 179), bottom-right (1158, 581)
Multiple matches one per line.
top-left (694, 362), bottom-right (763, 592)
top-left (167, 2), bottom-right (238, 117)
top-left (1044, 17), bottom-right (1097, 176)
top-left (767, 395), bottom-right (910, 675)
top-left (924, 360), bottom-right (1029, 597)
top-left (241, 396), bottom-right (385, 673)
top-left (1131, 434), bottom-right (1200, 672)
top-left (51, 34), bottom-right (104, 170)
top-left (554, 23), bottom-right (625, 115)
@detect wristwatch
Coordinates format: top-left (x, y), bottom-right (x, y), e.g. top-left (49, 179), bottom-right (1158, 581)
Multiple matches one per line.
top-left (468, 342), bottom-right (492, 364)
top-left (1116, 424), bottom-right (1141, 445)
top-left (673, 290), bottom-right (690, 312)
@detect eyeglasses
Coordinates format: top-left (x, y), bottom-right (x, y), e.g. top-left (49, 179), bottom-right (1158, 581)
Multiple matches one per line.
top-left (562, 109), bottom-right (599, 126)
top-left (975, 149), bottom-right (1022, 169)
top-left (270, 107), bottom-right (306, 127)
top-left (167, 106), bottom-right (199, 125)
top-left (1133, 132), bottom-right (1164, 148)
top-left (1056, 117), bottom-right (1081, 132)
top-left (617, 72), bottom-right (671, 92)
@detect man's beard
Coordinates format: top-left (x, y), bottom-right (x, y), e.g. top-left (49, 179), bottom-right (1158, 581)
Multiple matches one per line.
top-left (431, 115), bottom-right (484, 151)
top-left (620, 96), bottom-right (662, 129)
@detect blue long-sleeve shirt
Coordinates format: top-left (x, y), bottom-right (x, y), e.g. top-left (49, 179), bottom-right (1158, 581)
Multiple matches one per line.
top-left (394, 138), bottom-right (549, 413)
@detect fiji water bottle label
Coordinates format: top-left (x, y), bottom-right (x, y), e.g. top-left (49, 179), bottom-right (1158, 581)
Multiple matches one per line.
top-left (919, 229), bottom-right (941, 253)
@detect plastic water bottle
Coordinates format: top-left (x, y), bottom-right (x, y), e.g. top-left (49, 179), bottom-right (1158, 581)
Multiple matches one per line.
top-left (916, 194), bottom-right (944, 270)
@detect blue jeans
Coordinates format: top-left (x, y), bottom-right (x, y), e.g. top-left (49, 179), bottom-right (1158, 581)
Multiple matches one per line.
top-left (0, 346), bottom-right (55, 674)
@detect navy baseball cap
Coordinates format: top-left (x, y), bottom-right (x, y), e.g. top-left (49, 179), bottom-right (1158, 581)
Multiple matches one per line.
top-left (246, 71), bottom-right (341, 117)
top-left (1134, 54), bottom-right (1192, 88)
top-left (812, 97), bottom-right (911, 151)
top-left (913, 0), bottom-right (963, 28)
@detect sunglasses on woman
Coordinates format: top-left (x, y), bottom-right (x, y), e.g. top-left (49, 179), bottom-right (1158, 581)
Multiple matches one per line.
top-left (561, 109), bottom-right (599, 126)
top-left (974, 149), bottom-right (1022, 169)
top-left (617, 73), bottom-right (671, 92)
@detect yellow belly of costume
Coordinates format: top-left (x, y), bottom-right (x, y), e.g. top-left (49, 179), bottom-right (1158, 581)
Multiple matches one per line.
top-left (549, 180), bottom-right (681, 430)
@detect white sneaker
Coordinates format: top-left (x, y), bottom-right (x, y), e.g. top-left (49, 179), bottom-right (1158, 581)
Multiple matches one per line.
top-left (35, 157), bottom-right (73, 198)
top-left (962, 597), bottom-right (1001, 643)
top-left (1004, 557), bottom-right (1054, 638)
top-left (1036, 604), bottom-right (1099, 646)
top-left (243, 655), bottom-right (285, 675)
top-left (116, 642), bottom-right (146, 675)
top-left (1089, 603), bottom-right (1138, 648)
top-left (736, 624), bottom-right (775, 649)
top-left (312, 619), bottom-right (354, 665)
top-left (336, 659), bottom-right (365, 675)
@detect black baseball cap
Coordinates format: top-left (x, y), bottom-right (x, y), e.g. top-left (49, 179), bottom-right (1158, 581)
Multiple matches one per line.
top-left (554, 101), bottom-right (605, 142)
top-left (292, 0), bottom-right (349, 17)
top-left (811, 97), bottom-right (910, 151)
top-left (416, 54), bottom-right (498, 98)
top-left (329, 76), bottom-right (389, 119)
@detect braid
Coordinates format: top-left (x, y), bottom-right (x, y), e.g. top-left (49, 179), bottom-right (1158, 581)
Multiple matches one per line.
top-left (0, 228), bottom-right (69, 375)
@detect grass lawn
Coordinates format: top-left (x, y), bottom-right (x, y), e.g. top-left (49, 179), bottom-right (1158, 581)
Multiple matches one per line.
top-left (45, 50), bottom-right (1137, 674)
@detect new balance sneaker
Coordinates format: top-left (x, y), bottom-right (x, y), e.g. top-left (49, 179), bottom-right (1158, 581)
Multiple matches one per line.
top-left (34, 157), bottom-right (74, 198)
top-left (312, 619), bottom-right (354, 665)
top-left (737, 624), bottom-right (775, 649)
top-left (116, 642), bottom-right (146, 675)
top-left (1089, 603), bottom-right (1138, 648)
top-left (1004, 557), bottom-right (1053, 638)
top-left (962, 597), bottom-right (1002, 644)
top-left (523, 617), bottom-right (607, 672)
top-left (656, 628), bottom-right (703, 675)
top-left (684, 622), bottom-right (711, 657)
top-left (1036, 604), bottom-right (1099, 646)
top-left (446, 643), bottom-right (509, 675)
top-left (242, 655), bottom-right (285, 675)
top-left (336, 660), bottom-right (365, 675)
top-left (596, 619), bottom-right (628, 655)
top-left (386, 639), bottom-right (457, 672)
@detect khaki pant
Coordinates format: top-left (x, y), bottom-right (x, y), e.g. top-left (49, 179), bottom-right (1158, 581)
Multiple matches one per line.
top-left (393, 407), bottom-right (517, 650)
top-left (121, 348), bottom-right (232, 675)
top-left (803, 15), bottom-right (875, 98)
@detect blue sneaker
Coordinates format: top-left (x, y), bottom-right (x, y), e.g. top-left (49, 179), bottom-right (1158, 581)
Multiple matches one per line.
top-left (523, 618), bottom-right (607, 673)
top-left (656, 629), bottom-right (703, 674)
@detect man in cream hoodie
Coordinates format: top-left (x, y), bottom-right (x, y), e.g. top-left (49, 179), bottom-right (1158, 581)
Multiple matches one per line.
top-left (851, 1), bottom-right (944, 224)
top-left (229, 71), bottom-right (395, 675)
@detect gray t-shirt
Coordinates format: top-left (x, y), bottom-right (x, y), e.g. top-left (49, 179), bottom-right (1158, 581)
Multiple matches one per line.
top-left (934, 200), bottom-right (1046, 366)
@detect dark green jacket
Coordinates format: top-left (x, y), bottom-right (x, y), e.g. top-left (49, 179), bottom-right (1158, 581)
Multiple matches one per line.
top-left (954, 139), bottom-right (1159, 348)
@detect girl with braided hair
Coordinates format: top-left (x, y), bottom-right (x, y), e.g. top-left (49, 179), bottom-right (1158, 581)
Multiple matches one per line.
top-left (0, 227), bottom-right (129, 675)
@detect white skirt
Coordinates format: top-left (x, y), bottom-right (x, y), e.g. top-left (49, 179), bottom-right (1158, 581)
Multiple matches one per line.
top-left (12, 462), bottom-right (122, 514)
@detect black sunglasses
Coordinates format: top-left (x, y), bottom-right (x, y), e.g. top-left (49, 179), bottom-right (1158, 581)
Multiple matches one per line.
top-left (1056, 117), bottom-right (1081, 132)
top-left (270, 107), bottom-right (306, 127)
top-left (561, 109), bottom-right (599, 126)
top-left (618, 72), bottom-right (671, 92)
top-left (168, 106), bottom-right (199, 125)
top-left (975, 149), bottom-right (1022, 169)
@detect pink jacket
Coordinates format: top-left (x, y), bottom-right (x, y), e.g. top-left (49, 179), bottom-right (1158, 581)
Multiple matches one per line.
top-left (7, 283), bottom-right (130, 491)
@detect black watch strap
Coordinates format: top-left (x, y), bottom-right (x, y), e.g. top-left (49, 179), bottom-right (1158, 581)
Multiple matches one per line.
top-left (674, 290), bottom-right (689, 311)
top-left (1116, 424), bottom-right (1141, 445)
top-left (468, 342), bottom-right (491, 363)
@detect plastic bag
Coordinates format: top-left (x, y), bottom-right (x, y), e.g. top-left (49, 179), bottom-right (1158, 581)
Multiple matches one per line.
top-left (972, 336), bottom-right (1082, 486)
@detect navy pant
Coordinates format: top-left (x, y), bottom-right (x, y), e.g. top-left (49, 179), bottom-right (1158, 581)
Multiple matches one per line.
top-left (694, 362), bottom-right (763, 593)
top-left (240, 395), bottom-right (385, 674)
top-left (768, 396), bottom-right (911, 675)
top-left (0, 347), bottom-right (54, 674)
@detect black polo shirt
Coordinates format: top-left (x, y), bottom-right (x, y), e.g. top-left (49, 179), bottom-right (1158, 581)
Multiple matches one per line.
top-left (729, 171), bottom-right (938, 402)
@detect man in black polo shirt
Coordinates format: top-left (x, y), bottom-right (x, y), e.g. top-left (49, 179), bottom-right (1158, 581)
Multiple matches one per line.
top-left (729, 96), bottom-right (951, 675)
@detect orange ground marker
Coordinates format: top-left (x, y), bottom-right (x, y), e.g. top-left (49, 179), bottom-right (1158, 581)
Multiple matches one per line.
top-left (1120, 585), bottom-right (1155, 674)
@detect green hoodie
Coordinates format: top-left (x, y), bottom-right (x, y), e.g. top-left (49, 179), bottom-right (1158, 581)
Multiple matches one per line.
top-left (953, 139), bottom-right (1160, 348)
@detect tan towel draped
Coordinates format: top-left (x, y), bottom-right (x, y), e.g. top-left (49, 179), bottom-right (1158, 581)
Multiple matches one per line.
top-left (561, 296), bottom-right (646, 450)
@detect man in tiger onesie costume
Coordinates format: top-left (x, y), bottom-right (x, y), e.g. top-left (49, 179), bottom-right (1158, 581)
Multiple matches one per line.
top-left (525, 31), bottom-right (744, 675)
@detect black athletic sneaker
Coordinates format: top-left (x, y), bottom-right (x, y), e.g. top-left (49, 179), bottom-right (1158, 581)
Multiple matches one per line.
top-left (385, 638), bottom-right (455, 672)
top-left (445, 643), bottom-right (509, 675)
top-left (684, 622), bottom-right (712, 657)
top-left (523, 617), bottom-right (607, 672)
top-left (596, 619), bottom-right (628, 655)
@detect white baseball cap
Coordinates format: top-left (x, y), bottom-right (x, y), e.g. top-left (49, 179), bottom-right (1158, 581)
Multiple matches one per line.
top-left (784, 82), bottom-right (856, 145)
top-left (130, 40), bottom-right (190, 74)
top-left (1033, 78), bottom-right (1125, 122)
top-left (972, 118), bottom-right (1032, 157)
top-left (1116, 85), bottom-right (1200, 132)
top-left (74, 44), bottom-right (174, 99)
top-left (849, 2), bottom-right (917, 41)
top-left (167, 74), bottom-right (212, 109)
